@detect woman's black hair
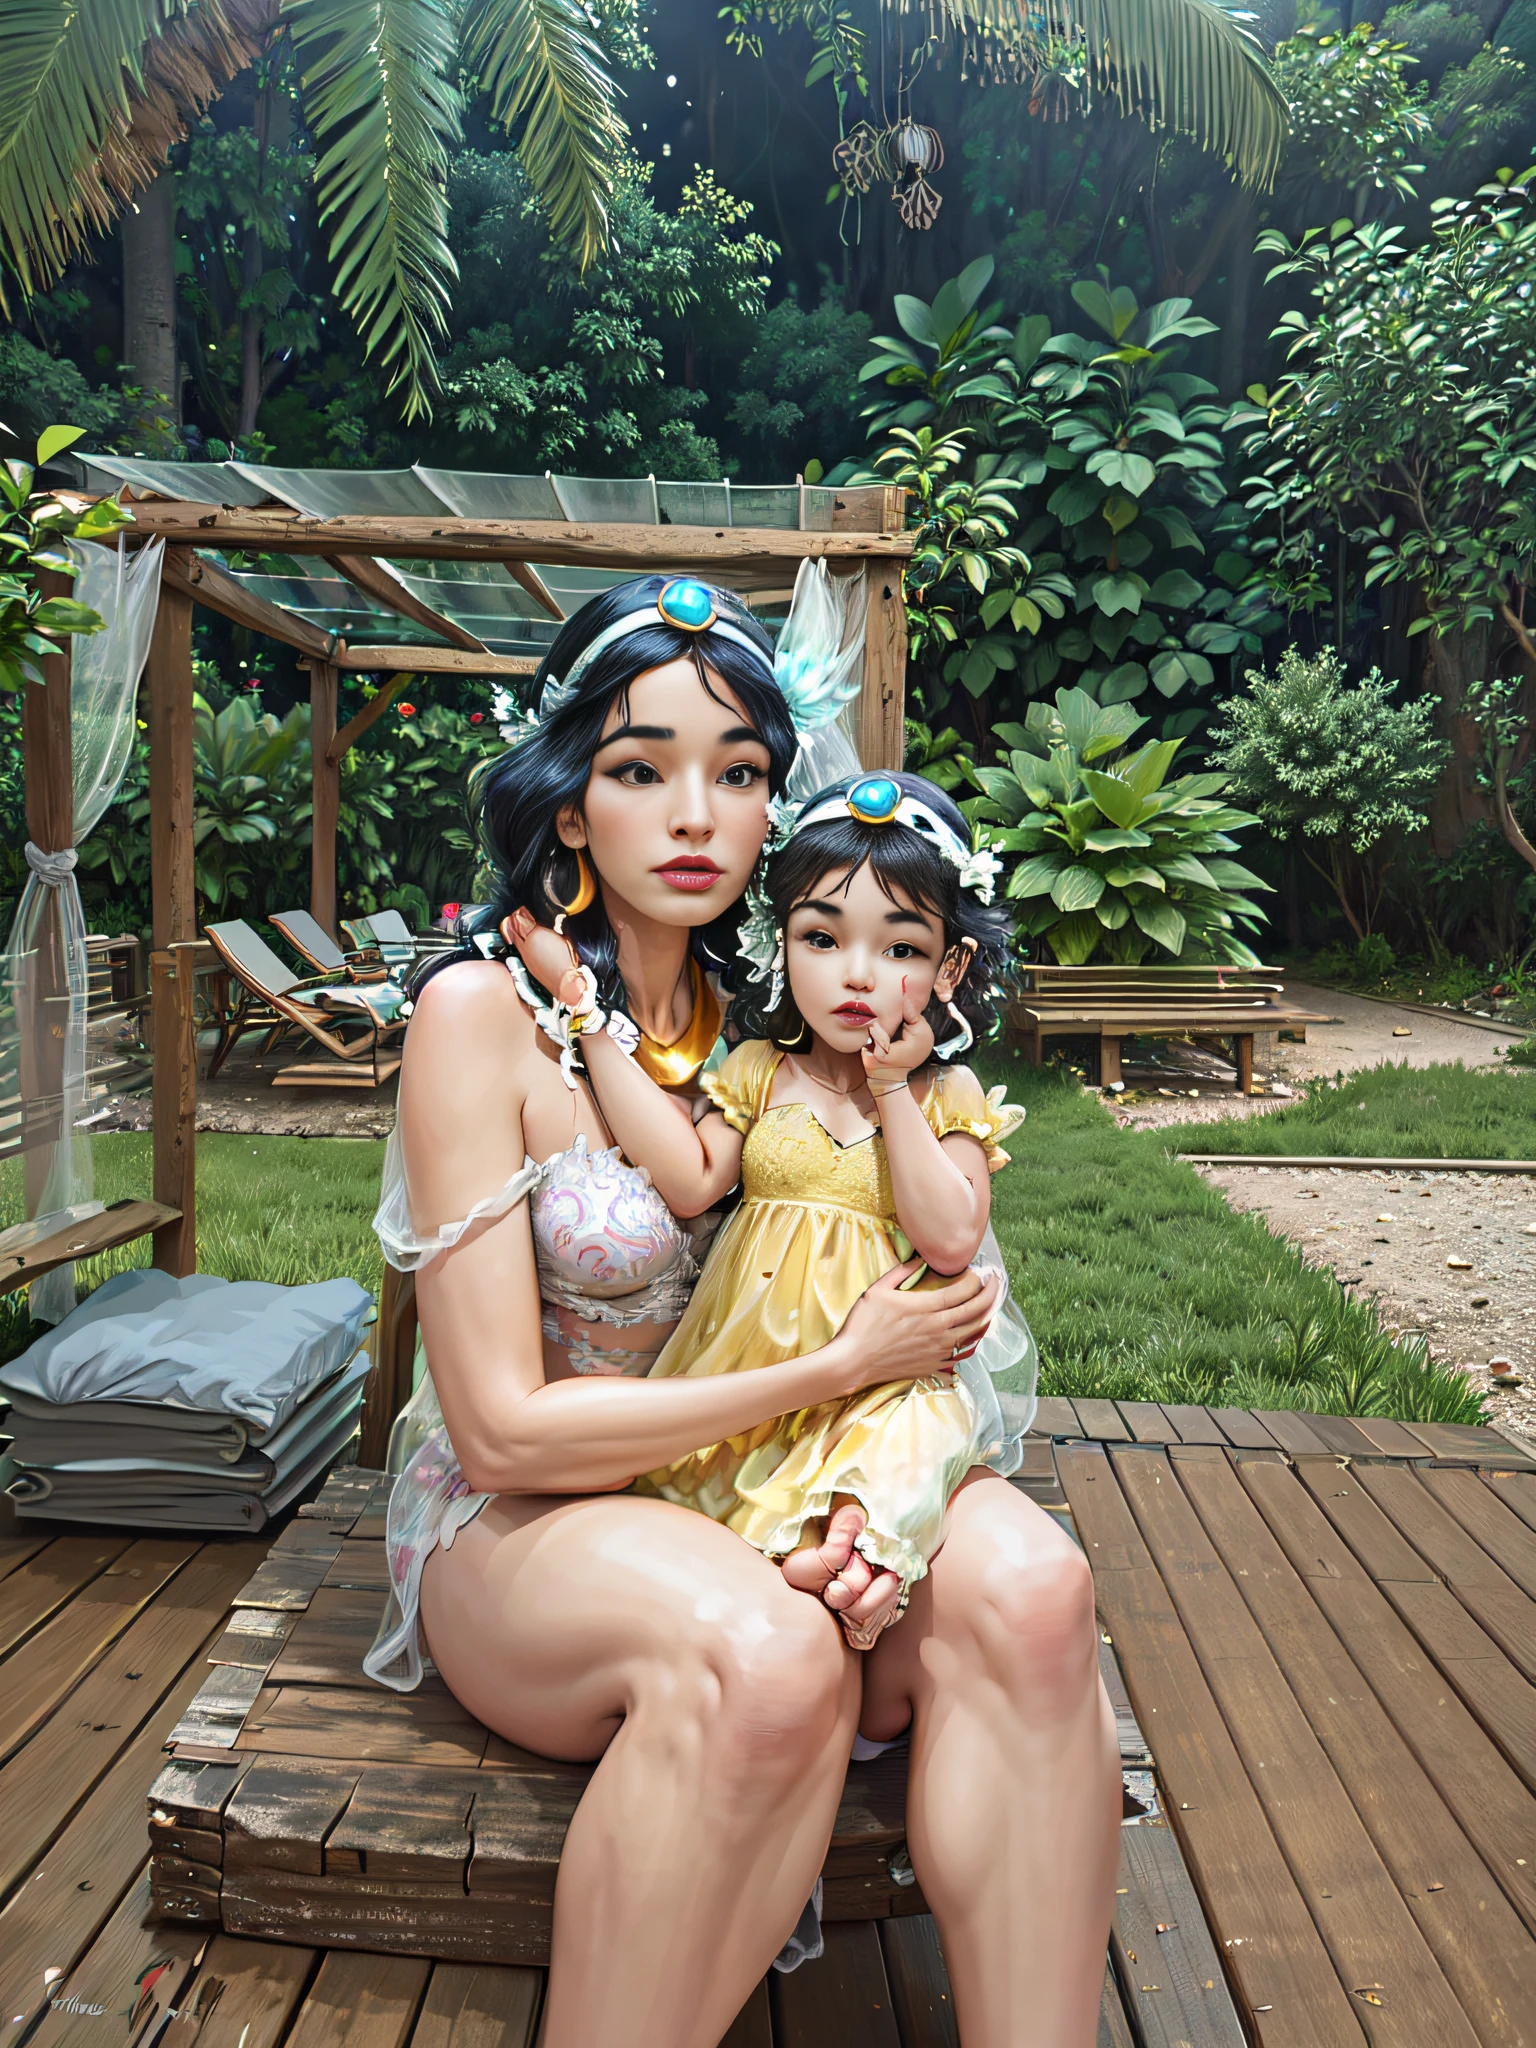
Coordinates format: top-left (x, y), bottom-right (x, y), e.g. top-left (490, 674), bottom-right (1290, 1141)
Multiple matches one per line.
top-left (734, 771), bottom-right (1014, 1058)
top-left (415, 575), bottom-right (798, 1011)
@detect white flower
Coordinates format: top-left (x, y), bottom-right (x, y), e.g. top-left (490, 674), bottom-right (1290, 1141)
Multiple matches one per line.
top-left (958, 839), bottom-right (1004, 905)
top-left (493, 686), bottom-right (539, 746)
top-left (764, 794), bottom-right (799, 851)
top-left (737, 889), bottom-right (781, 983)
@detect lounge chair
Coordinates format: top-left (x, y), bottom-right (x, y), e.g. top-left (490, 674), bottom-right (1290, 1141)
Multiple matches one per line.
top-left (342, 908), bottom-right (459, 968)
top-left (203, 920), bottom-right (407, 1088)
top-left (269, 909), bottom-right (389, 984)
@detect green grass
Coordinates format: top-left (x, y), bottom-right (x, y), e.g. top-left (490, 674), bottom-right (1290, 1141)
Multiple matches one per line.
top-left (1158, 1060), bottom-right (1536, 1161)
top-left (1508, 1037), bottom-right (1536, 1069)
top-left (977, 1055), bottom-right (1488, 1426)
top-left (0, 1133), bottom-right (385, 1365)
top-left (0, 1100), bottom-right (1490, 1426)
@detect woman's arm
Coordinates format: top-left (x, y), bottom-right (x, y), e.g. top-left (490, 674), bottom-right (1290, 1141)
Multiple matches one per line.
top-left (400, 965), bottom-right (999, 1497)
top-left (505, 908), bottom-right (741, 1216)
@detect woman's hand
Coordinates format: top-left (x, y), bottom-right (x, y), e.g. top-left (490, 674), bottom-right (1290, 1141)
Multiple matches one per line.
top-left (503, 908), bottom-right (587, 1011)
top-left (862, 992), bottom-right (933, 1092)
top-left (820, 1264), bottom-right (998, 1400)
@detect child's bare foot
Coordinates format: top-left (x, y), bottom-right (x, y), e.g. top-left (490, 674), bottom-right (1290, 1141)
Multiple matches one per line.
top-left (782, 1502), bottom-right (904, 1650)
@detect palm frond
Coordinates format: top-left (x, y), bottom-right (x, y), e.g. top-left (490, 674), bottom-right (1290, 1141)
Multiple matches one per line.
top-left (460, 0), bottom-right (625, 271)
top-left (0, 0), bottom-right (247, 307)
top-left (932, 0), bottom-right (1288, 190)
top-left (286, 0), bottom-right (463, 421)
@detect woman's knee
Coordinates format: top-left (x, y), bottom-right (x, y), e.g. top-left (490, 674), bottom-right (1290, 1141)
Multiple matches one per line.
top-left (674, 1591), bottom-right (853, 1785)
top-left (951, 1516), bottom-right (1100, 1716)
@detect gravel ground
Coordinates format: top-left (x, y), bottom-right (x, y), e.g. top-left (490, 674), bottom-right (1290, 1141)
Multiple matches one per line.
top-left (1195, 1160), bottom-right (1536, 1430)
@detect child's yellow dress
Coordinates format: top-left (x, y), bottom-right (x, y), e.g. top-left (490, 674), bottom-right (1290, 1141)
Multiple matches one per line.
top-left (635, 1039), bottom-right (1037, 1584)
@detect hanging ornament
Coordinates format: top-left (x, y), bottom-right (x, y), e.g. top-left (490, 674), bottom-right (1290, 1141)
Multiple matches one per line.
top-left (885, 117), bottom-right (944, 230)
top-left (832, 120), bottom-right (882, 197)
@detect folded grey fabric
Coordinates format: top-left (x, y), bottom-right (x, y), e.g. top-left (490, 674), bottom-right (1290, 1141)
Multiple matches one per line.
top-left (0, 1269), bottom-right (373, 1432)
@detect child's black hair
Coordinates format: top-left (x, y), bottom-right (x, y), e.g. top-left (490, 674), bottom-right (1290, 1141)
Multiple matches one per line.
top-left (736, 771), bottom-right (1014, 1057)
top-left (413, 574), bottom-right (799, 1011)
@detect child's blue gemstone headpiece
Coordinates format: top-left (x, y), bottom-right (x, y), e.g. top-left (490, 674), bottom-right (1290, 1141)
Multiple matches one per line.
top-left (792, 781), bottom-right (1002, 905)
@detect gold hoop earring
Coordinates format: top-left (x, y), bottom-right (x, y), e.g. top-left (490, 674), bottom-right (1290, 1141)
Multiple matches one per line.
top-left (550, 847), bottom-right (596, 917)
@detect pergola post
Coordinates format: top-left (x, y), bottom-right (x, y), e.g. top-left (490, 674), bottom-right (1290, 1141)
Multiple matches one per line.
top-left (147, 575), bottom-right (197, 1274)
top-left (18, 574), bottom-right (74, 1213)
top-left (308, 659), bottom-right (340, 937)
top-left (858, 556), bottom-right (908, 774)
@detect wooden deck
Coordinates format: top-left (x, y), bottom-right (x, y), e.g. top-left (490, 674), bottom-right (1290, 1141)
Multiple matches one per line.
top-left (2, 1409), bottom-right (1534, 2045)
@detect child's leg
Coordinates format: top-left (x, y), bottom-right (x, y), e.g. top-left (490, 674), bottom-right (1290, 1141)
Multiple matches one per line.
top-left (781, 1498), bottom-right (904, 1648)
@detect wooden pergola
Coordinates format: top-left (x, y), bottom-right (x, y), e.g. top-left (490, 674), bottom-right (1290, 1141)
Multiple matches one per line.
top-left (18, 478), bottom-right (912, 1288)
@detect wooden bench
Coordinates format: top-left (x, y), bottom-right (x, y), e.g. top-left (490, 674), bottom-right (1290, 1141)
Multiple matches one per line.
top-left (1009, 964), bottom-right (1328, 1092)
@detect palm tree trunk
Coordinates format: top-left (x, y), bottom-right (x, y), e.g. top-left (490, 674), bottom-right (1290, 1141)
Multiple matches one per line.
top-left (122, 171), bottom-right (180, 431)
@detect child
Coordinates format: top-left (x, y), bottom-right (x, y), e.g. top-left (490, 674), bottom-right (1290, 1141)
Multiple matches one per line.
top-left (509, 770), bottom-right (1035, 1646)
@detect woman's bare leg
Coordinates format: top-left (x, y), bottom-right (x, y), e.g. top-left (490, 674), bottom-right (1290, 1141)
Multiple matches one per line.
top-left (421, 1491), bottom-right (860, 2048)
top-left (862, 1475), bottom-right (1120, 2048)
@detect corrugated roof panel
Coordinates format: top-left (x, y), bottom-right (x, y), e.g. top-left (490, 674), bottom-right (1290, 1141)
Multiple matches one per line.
top-left (413, 467), bottom-right (563, 521)
top-left (231, 464), bottom-right (450, 517)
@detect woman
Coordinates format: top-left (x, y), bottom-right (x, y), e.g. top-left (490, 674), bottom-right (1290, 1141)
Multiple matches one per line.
top-left (374, 574), bottom-right (1120, 2046)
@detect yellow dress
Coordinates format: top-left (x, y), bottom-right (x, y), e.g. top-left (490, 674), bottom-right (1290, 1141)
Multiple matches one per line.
top-left (635, 1040), bottom-right (1032, 1583)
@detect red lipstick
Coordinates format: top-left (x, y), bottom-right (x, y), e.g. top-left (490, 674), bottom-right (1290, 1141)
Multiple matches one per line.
top-left (833, 1002), bottom-right (876, 1025)
top-left (654, 855), bottom-right (722, 892)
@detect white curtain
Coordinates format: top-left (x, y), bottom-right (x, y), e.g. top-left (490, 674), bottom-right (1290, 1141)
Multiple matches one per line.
top-left (2, 538), bottom-right (164, 1321)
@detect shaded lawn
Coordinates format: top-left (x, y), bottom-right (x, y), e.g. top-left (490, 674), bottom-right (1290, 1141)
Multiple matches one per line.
top-left (0, 1094), bottom-right (1488, 1425)
top-left (1161, 1060), bottom-right (1536, 1161)
top-left (976, 1054), bottom-right (1486, 1425)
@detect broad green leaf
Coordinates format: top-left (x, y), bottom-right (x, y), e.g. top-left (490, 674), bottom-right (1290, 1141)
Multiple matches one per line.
top-left (1008, 851), bottom-right (1070, 899)
top-left (1133, 897), bottom-right (1187, 955)
top-left (1081, 768), bottom-right (1143, 828)
top-left (1084, 827), bottom-right (1153, 850)
top-left (35, 423), bottom-right (84, 466)
top-left (1047, 911), bottom-right (1102, 965)
top-left (1012, 313), bottom-right (1051, 376)
top-left (1102, 490), bottom-right (1140, 533)
top-left (1051, 866), bottom-right (1106, 912)
top-left (1149, 568), bottom-right (1204, 607)
top-left (893, 293), bottom-right (938, 346)
top-left (1095, 893), bottom-right (1131, 928)
top-left (1099, 662), bottom-right (1148, 704)
top-left (1092, 571), bottom-right (1146, 617)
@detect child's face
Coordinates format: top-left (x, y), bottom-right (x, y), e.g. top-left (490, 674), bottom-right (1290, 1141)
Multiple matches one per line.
top-left (785, 860), bottom-right (955, 1056)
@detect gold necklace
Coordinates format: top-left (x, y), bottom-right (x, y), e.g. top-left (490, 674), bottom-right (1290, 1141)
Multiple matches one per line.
top-left (633, 956), bottom-right (721, 1089)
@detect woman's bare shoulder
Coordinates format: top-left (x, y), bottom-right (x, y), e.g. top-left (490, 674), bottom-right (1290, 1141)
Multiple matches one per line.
top-left (404, 960), bottom-right (538, 1091)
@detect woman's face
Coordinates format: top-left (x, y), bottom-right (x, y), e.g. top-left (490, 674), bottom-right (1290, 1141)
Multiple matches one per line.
top-left (559, 657), bottom-right (774, 926)
top-left (784, 860), bottom-right (964, 1056)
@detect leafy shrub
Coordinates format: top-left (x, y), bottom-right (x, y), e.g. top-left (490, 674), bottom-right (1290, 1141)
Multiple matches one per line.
top-left (966, 686), bottom-right (1270, 964)
top-left (1208, 648), bottom-right (1445, 940)
top-left (1506, 1036), bottom-right (1536, 1067)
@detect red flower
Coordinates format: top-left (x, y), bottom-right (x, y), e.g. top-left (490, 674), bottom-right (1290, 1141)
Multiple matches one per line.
top-left (398, 702), bottom-right (416, 718)
top-left (442, 902), bottom-right (461, 919)
top-left (469, 711), bottom-right (484, 724)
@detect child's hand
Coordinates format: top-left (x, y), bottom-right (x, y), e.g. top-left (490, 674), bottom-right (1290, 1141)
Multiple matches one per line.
top-left (502, 907), bottom-right (588, 1011)
top-left (781, 1502), bottom-right (905, 1650)
top-left (862, 991), bottom-right (934, 1091)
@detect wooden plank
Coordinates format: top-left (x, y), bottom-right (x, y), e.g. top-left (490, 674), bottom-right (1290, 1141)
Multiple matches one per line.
top-left (148, 1755), bottom-right (253, 1831)
top-left (1116, 1403), bottom-right (1181, 1446)
top-left (877, 1916), bottom-right (958, 2048)
top-left (0, 1200), bottom-right (180, 1293)
top-left (0, 1604), bottom-right (232, 2038)
top-left (0, 1539), bottom-right (256, 1897)
top-left (149, 951), bottom-right (198, 1276)
top-left (1349, 1417), bottom-right (1429, 1460)
top-left (284, 1952), bottom-right (431, 2048)
top-left (221, 1867), bottom-right (549, 1965)
top-left (235, 1684), bottom-right (491, 1767)
top-left (322, 1536), bottom-right (390, 1591)
top-left (1113, 1821), bottom-right (1247, 2048)
top-left (1349, 1463), bottom-right (1536, 1685)
top-left (167, 1662), bottom-right (267, 1748)
top-left (467, 1767), bottom-right (585, 1899)
top-left (310, 659), bottom-right (340, 938)
top-left (0, 1535), bottom-right (129, 1659)
top-left (224, 1754), bottom-right (364, 1877)
top-left (323, 554), bottom-right (489, 653)
top-left (1160, 1405), bottom-right (1229, 1446)
top-left (329, 1770), bottom-right (475, 1883)
top-left (230, 1541), bottom-right (344, 1610)
top-left (336, 646), bottom-right (539, 675)
top-left (1072, 1399), bottom-right (1133, 1442)
top-left (0, 1533), bottom-right (50, 1583)
top-left (268, 1584), bottom-right (394, 1685)
top-left (718, 1979), bottom-right (773, 2048)
top-left (858, 557), bottom-right (907, 773)
top-left (1405, 1423), bottom-right (1536, 1467)
top-left (27, 1867), bottom-right (205, 2048)
top-left (1055, 1443), bottom-right (1366, 2046)
top-left (119, 502), bottom-right (914, 582)
top-left (1100, 1637), bottom-right (1151, 1766)
top-left (1417, 1465), bottom-right (1536, 1602)
top-left (206, 1606), bottom-right (298, 1671)
top-left (771, 1919), bottom-right (902, 2047)
top-left (1114, 1445), bottom-right (1477, 2047)
top-left (353, 1478), bottom-right (395, 1542)
top-left (0, 1536), bottom-right (195, 1763)
top-left (302, 1465), bottom-right (382, 1527)
top-left (1028, 1396), bottom-right (1081, 1439)
top-left (1263, 1458), bottom-right (1536, 1929)
top-left (162, 544), bottom-right (336, 658)
top-left (411, 1963), bottom-right (542, 2048)
top-left (1302, 1414), bottom-right (1383, 1460)
top-left (1209, 1409), bottom-right (1282, 1450)
top-left (1178, 1446), bottom-right (1536, 2038)
top-left (157, 1935), bottom-right (316, 2048)
top-left (1483, 1469), bottom-right (1536, 1541)
top-left (1253, 1411), bottom-right (1333, 1456)
top-left (1099, 1962), bottom-right (1136, 2048)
